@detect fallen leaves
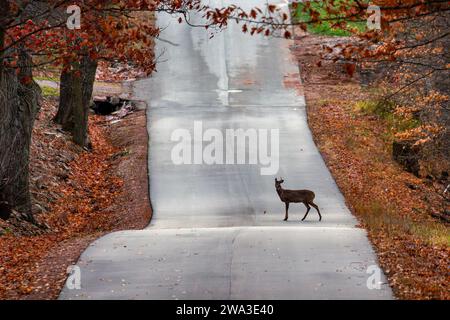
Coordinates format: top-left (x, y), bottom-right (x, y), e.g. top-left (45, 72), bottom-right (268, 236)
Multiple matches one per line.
top-left (309, 95), bottom-right (449, 300)
top-left (0, 98), bottom-right (123, 299)
top-left (295, 33), bottom-right (449, 300)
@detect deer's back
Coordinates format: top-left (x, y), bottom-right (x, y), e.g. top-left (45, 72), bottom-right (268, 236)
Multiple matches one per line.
top-left (280, 189), bottom-right (315, 203)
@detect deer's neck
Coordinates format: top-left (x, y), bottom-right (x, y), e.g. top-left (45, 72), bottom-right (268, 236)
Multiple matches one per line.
top-left (276, 186), bottom-right (284, 198)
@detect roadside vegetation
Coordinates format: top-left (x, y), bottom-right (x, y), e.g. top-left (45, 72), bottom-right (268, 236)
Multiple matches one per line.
top-left (291, 0), bottom-right (449, 298)
top-left (0, 80), bottom-right (152, 299)
top-left (0, 1), bottom-right (158, 299)
top-left (306, 86), bottom-right (449, 299)
top-left (291, 0), bottom-right (366, 36)
top-left (41, 85), bottom-right (59, 97)
top-left (0, 0), bottom-right (448, 300)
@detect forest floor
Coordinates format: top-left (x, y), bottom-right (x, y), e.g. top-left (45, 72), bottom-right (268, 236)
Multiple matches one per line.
top-left (0, 79), bottom-right (151, 299)
top-left (292, 32), bottom-right (449, 299)
top-left (0, 10), bottom-right (154, 300)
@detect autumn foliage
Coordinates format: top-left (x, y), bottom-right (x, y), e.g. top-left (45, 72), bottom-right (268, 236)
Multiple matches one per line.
top-left (0, 0), bottom-right (448, 300)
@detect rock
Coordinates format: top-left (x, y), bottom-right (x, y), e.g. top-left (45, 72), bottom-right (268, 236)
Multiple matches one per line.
top-left (444, 184), bottom-right (450, 194)
top-left (119, 93), bottom-right (131, 100)
top-left (35, 177), bottom-right (47, 190)
top-left (56, 172), bottom-right (69, 181)
top-left (93, 95), bottom-right (108, 102)
top-left (431, 211), bottom-right (450, 223)
top-left (114, 102), bottom-right (135, 119)
top-left (109, 96), bottom-right (121, 105)
top-left (58, 151), bottom-right (75, 163)
top-left (392, 139), bottom-right (421, 176)
top-left (133, 101), bottom-right (147, 111)
top-left (32, 203), bottom-right (45, 215)
top-left (359, 66), bottom-right (377, 87)
top-left (407, 183), bottom-right (419, 190)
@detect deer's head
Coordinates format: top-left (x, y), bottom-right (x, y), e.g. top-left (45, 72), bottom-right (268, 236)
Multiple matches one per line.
top-left (275, 178), bottom-right (284, 191)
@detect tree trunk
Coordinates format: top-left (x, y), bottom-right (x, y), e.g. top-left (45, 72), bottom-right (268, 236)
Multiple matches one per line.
top-left (55, 56), bottom-right (98, 147)
top-left (75, 55), bottom-right (97, 147)
top-left (0, 51), bottom-right (41, 219)
top-left (81, 56), bottom-right (98, 113)
top-left (70, 64), bottom-right (85, 146)
top-left (54, 66), bottom-right (75, 131)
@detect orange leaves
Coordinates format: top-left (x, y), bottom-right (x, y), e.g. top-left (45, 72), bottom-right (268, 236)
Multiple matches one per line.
top-left (292, 6), bottom-right (450, 299)
top-left (284, 30), bottom-right (292, 39)
top-left (395, 124), bottom-right (443, 142)
top-left (0, 235), bottom-right (55, 298)
top-left (44, 115), bottom-right (122, 232)
top-left (4, 1), bottom-right (160, 75)
top-left (268, 4), bottom-right (277, 13)
top-left (309, 10), bottom-right (321, 23)
top-left (172, 0), bottom-right (182, 10)
top-left (299, 23), bottom-right (308, 32)
top-left (305, 82), bottom-right (450, 299)
top-left (0, 97), bottom-right (129, 299)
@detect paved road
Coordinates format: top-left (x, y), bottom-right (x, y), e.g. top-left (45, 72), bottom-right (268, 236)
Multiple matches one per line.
top-left (60, 0), bottom-right (392, 299)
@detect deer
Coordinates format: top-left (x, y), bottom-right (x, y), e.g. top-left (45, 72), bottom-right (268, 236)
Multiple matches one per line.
top-left (274, 178), bottom-right (322, 222)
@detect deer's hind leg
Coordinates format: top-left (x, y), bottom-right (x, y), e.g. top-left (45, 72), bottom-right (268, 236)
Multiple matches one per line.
top-left (301, 202), bottom-right (311, 221)
top-left (310, 201), bottom-right (322, 221)
top-left (284, 202), bottom-right (289, 221)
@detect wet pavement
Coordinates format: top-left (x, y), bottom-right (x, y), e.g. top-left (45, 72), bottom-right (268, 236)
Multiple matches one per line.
top-left (60, 0), bottom-right (393, 300)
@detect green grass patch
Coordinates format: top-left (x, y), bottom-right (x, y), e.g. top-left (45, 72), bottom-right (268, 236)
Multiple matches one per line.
top-left (41, 85), bottom-right (59, 97)
top-left (354, 100), bottom-right (420, 134)
top-left (34, 75), bottom-right (59, 82)
top-left (355, 200), bottom-right (404, 237)
top-left (0, 226), bottom-right (12, 236)
top-left (410, 223), bottom-right (450, 247)
top-left (292, 0), bottom-right (366, 36)
top-left (354, 100), bottom-right (395, 117)
top-left (355, 200), bottom-right (450, 247)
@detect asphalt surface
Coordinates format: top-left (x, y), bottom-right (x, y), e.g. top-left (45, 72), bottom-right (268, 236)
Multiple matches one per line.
top-left (60, 0), bottom-right (393, 300)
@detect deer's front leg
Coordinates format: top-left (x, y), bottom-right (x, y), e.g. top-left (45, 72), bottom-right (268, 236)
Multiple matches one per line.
top-left (284, 202), bottom-right (289, 221)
